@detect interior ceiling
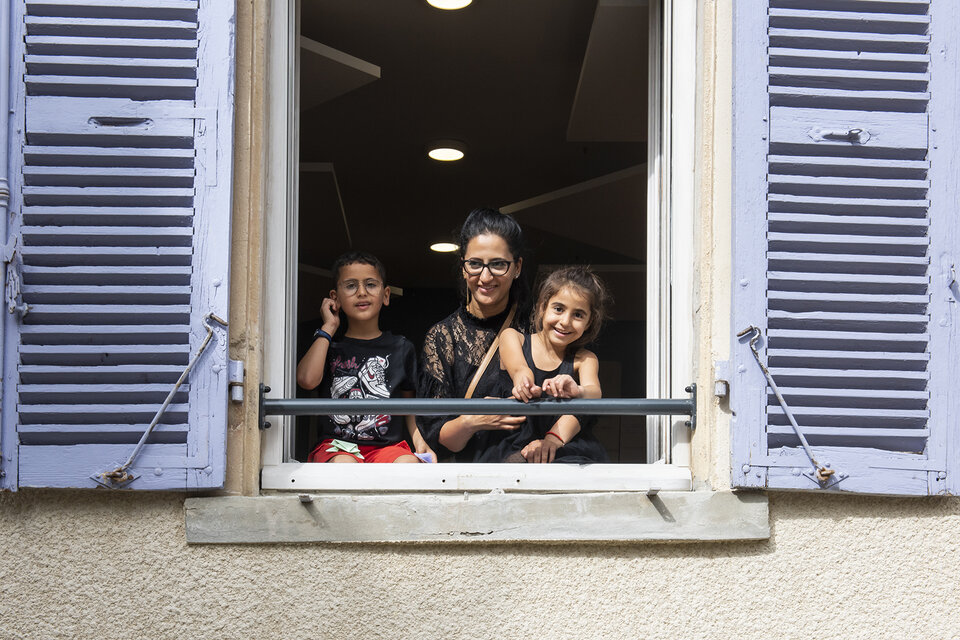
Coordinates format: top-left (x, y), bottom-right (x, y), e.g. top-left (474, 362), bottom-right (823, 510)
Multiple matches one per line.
top-left (299, 0), bottom-right (649, 293)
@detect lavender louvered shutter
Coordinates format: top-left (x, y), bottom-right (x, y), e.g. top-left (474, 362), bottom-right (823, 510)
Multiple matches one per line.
top-left (0, 0), bottom-right (235, 490)
top-left (731, 1), bottom-right (960, 495)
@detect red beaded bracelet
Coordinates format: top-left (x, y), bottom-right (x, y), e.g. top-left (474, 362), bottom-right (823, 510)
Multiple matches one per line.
top-left (545, 431), bottom-right (565, 445)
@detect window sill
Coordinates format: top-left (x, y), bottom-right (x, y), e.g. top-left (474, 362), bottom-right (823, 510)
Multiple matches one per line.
top-left (184, 489), bottom-right (769, 544)
top-left (260, 462), bottom-right (693, 492)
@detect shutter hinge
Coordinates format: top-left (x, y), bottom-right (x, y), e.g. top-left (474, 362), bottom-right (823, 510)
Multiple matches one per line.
top-left (3, 239), bottom-right (29, 317)
top-left (228, 359), bottom-right (244, 404)
top-left (2, 238), bottom-right (15, 263)
top-left (714, 359), bottom-right (731, 398)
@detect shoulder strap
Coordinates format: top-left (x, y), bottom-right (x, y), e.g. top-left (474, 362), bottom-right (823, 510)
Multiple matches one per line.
top-left (464, 303), bottom-right (517, 399)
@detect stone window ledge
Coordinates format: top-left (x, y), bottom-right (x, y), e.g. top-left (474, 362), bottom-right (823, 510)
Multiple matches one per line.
top-left (185, 490), bottom-right (769, 544)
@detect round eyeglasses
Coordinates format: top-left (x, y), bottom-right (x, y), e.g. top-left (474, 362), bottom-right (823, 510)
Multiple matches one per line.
top-left (338, 279), bottom-right (383, 295)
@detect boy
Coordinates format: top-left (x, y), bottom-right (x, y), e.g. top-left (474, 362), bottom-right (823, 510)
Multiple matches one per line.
top-left (296, 251), bottom-right (434, 463)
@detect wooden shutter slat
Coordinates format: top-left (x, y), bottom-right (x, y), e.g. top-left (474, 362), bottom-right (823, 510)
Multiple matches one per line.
top-left (26, 35), bottom-right (197, 49)
top-left (769, 328), bottom-right (927, 343)
top-left (25, 146), bottom-right (193, 162)
top-left (24, 305), bottom-right (191, 324)
top-left (767, 349), bottom-right (928, 366)
top-left (26, 0), bottom-right (198, 9)
top-left (768, 251), bottom-right (927, 270)
top-left (769, 155), bottom-right (929, 173)
top-left (22, 225), bottom-right (192, 243)
top-left (21, 286), bottom-right (190, 305)
top-left (770, 8), bottom-right (929, 26)
top-left (771, 67), bottom-right (929, 85)
top-left (768, 214), bottom-right (927, 231)
top-left (767, 426), bottom-right (928, 438)
top-left (20, 365), bottom-right (185, 384)
top-left (769, 48), bottom-right (930, 68)
top-left (22, 266), bottom-right (192, 285)
top-left (769, 175), bottom-right (928, 190)
top-left (768, 28), bottom-right (929, 49)
top-left (775, 386), bottom-right (927, 400)
top-left (19, 423), bottom-right (187, 435)
top-left (767, 368), bottom-right (927, 387)
top-left (768, 232), bottom-right (928, 248)
top-left (769, 271), bottom-right (927, 286)
top-left (21, 326), bottom-right (190, 346)
top-left (25, 167), bottom-right (194, 181)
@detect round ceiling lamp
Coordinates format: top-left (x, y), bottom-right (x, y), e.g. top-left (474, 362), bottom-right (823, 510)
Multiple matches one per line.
top-left (426, 0), bottom-right (472, 9)
top-left (427, 139), bottom-right (466, 162)
top-left (430, 242), bottom-right (459, 253)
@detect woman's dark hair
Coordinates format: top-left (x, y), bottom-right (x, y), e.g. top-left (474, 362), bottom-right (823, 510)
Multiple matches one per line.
top-left (456, 207), bottom-right (531, 315)
top-left (532, 265), bottom-right (611, 350)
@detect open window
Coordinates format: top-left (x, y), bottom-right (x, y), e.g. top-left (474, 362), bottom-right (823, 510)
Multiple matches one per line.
top-left (261, 0), bottom-right (697, 490)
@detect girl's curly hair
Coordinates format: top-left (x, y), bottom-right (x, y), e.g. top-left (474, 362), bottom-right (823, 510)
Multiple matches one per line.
top-left (532, 265), bottom-right (611, 350)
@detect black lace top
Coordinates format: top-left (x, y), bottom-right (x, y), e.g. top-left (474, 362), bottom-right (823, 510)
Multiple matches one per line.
top-left (418, 303), bottom-right (528, 461)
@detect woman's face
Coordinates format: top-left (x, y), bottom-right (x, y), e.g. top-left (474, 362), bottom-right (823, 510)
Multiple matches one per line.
top-left (462, 233), bottom-right (522, 315)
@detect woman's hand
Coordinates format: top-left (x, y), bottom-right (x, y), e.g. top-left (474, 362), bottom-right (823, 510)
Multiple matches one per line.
top-left (511, 368), bottom-right (542, 403)
top-left (463, 408), bottom-right (527, 432)
top-left (542, 374), bottom-right (581, 399)
top-left (521, 435), bottom-right (562, 463)
top-left (319, 297), bottom-right (340, 335)
top-left (437, 400), bottom-right (525, 453)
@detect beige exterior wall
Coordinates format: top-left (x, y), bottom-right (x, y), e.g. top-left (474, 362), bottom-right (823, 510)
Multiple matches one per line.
top-left (3, 3), bottom-right (959, 638)
top-left (3, 490), bottom-right (960, 638)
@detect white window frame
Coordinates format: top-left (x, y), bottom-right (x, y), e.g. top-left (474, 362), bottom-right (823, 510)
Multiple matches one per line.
top-left (260, 0), bottom-right (696, 491)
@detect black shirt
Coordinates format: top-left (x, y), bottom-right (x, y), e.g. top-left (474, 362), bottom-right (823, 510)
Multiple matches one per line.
top-left (316, 332), bottom-right (417, 446)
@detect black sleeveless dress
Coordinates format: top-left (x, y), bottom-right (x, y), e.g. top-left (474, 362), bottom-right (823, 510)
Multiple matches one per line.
top-left (477, 335), bottom-right (609, 463)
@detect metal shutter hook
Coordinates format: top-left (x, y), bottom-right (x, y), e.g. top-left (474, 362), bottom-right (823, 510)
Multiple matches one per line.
top-left (737, 326), bottom-right (836, 484)
top-left (92, 313), bottom-right (228, 488)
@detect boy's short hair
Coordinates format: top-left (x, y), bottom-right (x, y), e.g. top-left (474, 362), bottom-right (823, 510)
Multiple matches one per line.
top-left (331, 251), bottom-right (387, 284)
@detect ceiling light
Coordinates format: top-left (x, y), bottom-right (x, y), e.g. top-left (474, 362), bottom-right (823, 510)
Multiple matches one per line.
top-left (427, 139), bottom-right (466, 162)
top-left (430, 242), bottom-right (459, 253)
top-left (426, 0), bottom-right (472, 9)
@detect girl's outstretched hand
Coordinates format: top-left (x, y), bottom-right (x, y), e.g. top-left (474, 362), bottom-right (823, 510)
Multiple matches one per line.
top-left (511, 368), bottom-right (542, 403)
top-left (521, 436), bottom-right (561, 463)
top-left (542, 374), bottom-right (581, 399)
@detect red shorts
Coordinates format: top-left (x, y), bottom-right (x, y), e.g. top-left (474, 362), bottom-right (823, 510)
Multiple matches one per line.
top-left (308, 439), bottom-right (415, 463)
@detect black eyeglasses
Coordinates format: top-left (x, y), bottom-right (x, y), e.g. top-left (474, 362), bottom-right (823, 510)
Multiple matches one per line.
top-left (461, 259), bottom-right (513, 276)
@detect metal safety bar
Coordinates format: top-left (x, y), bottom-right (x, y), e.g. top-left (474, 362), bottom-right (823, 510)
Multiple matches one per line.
top-left (259, 383), bottom-right (697, 430)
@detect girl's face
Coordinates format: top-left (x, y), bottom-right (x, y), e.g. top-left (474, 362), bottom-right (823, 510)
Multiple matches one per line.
top-left (540, 286), bottom-right (592, 351)
top-left (462, 233), bottom-right (521, 315)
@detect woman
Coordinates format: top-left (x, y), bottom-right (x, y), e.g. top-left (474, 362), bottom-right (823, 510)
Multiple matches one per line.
top-left (418, 207), bottom-right (531, 462)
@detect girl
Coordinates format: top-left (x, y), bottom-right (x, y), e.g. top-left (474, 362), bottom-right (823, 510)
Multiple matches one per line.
top-left (491, 265), bottom-right (611, 464)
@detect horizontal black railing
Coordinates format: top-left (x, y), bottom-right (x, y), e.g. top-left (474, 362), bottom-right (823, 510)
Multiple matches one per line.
top-left (259, 384), bottom-right (697, 429)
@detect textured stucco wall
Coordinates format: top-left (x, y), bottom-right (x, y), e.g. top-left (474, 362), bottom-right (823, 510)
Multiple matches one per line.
top-left (2, 490), bottom-right (959, 639)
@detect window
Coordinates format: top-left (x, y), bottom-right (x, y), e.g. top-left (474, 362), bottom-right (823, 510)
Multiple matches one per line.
top-left (260, 0), bottom-right (698, 491)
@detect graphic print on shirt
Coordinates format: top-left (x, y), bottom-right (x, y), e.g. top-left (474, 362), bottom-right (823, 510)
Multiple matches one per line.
top-left (328, 354), bottom-right (391, 440)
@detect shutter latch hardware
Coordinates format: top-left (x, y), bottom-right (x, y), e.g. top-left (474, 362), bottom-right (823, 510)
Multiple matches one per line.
top-left (737, 326), bottom-right (837, 486)
top-left (814, 127), bottom-right (870, 144)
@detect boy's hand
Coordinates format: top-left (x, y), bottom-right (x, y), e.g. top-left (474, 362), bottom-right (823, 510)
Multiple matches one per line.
top-left (521, 436), bottom-right (561, 463)
top-left (413, 439), bottom-right (438, 464)
top-left (511, 368), bottom-right (541, 403)
top-left (542, 374), bottom-right (581, 399)
top-left (320, 297), bottom-right (340, 335)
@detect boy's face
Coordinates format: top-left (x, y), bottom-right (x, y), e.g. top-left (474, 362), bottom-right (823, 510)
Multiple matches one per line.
top-left (331, 262), bottom-right (390, 323)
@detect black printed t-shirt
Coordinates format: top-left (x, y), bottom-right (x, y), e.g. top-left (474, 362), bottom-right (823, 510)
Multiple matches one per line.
top-left (315, 332), bottom-right (417, 447)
